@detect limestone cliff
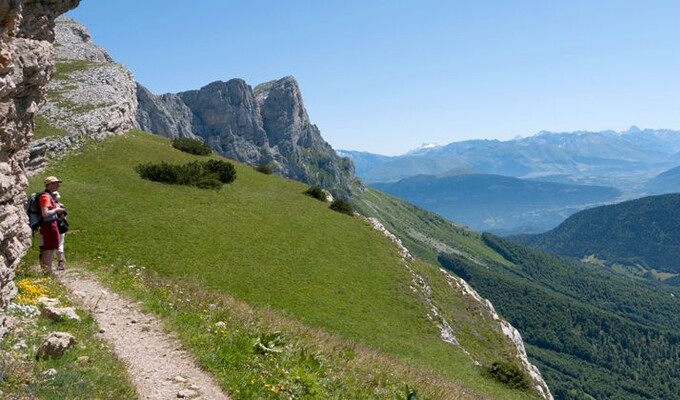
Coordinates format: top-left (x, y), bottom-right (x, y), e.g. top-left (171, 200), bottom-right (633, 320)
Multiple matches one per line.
top-left (30, 17), bottom-right (137, 172)
top-left (137, 77), bottom-right (356, 195)
top-left (0, 0), bottom-right (80, 308)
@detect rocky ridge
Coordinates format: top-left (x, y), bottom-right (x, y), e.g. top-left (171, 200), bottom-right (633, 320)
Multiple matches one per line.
top-left (365, 217), bottom-right (553, 399)
top-left (0, 0), bottom-right (80, 308)
top-left (31, 18), bottom-right (354, 194)
top-left (30, 17), bottom-right (137, 173)
top-left (137, 76), bottom-right (356, 195)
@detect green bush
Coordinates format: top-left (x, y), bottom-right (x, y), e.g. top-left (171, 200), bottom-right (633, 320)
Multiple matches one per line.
top-left (484, 361), bottom-right (531, 390)
top-left (329, 199), bottom-right (354, 216)
top-left (203, 159), bottom-right (237, 183)
top-left (171, 137), bottom-right (212, 156)
top-left (255, 164), bottom-right (273, 175)
top-left (135, 160), bottom-right (235, 189)
top-left (305, 186), bottom-right (327, 201)
top-left (134, 161), bottom-right (179, 184)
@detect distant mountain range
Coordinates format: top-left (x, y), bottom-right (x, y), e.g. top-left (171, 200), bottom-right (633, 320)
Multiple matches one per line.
top-left (513, 193), bottom-right (680, 281)
top-left (340, 127), bottom-right (680, 193)
top-left (372, 173), bottom-right (621, 234)
top-left (343, 127), bottom-right (680, 234)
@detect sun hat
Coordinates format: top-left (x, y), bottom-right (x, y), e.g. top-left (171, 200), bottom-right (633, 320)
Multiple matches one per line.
top-left (44, 176), bottom-right (62, 185)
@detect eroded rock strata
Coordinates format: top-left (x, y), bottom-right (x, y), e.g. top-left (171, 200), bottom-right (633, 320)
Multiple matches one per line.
top-left (0, 0), bottom-right (80, 308)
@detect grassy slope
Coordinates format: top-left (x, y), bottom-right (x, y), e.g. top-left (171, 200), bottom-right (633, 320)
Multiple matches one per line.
top-left (27, 130), bottom-right (533, 399)
top-left (353, 187), bottom-right (510, 266)
top-left (355, 187), bottom-right (680, 399)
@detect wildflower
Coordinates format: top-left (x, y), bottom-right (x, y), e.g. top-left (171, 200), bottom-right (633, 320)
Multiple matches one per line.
top-left (15, 278), bottom-right (50, 304)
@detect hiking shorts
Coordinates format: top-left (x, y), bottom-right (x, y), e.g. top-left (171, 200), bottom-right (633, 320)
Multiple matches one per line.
top-left (40, 221), bottom-right (61, 250)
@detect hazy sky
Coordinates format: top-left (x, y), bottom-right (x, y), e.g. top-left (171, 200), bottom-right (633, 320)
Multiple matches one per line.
top-left (68, 1), bottom-right (680, 155)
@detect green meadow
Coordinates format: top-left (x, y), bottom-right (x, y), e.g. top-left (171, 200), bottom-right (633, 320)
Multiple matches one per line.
top-left (26, 130), bottom-right (536, 399)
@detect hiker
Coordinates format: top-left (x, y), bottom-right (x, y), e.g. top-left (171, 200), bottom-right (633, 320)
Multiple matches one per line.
top-left (53, 191), bottom-right (68, 271)
top-left (39, 176), bottom-right (66, 274)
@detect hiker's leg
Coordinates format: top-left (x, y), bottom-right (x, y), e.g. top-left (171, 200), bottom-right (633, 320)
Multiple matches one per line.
top-left (39, 232), bottom-right (44, 261)
top-left (57, 234), bottom-right (65, 270)
top-left (41, 250), bottom-right (55, 274)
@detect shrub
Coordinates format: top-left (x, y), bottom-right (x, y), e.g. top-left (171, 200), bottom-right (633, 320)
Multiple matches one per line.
top-left (305, 186), bottom-right (327, 201)
top-left (171, 137), bottom-right (212, 156)
top-left (135, 159), bottom-right (236, 189)
top-left (255, 164), bottom-right (273, 175)
top-left (135, 161), bottom-right (179, 184)
top-left (484, 361), bottom-right (531, 390)
top-left (329, 199), bottom-right (354, 216)
top-left (203, 159), bottom-right (237, 183)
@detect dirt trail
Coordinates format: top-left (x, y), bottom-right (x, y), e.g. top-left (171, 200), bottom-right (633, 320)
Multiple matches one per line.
top-left (58, 269), bottom-right (229, 400)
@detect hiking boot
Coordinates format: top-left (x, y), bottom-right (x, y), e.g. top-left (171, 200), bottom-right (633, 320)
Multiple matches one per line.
top-left (57, 261), bottom-right (65, 271)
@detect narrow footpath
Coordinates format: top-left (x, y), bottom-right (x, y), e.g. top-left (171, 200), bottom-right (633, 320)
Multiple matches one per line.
top-left (58, 270), bottom-right (229, 400)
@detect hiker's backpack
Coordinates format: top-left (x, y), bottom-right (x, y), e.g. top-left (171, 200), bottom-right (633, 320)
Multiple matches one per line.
top-left (26, 192), bottom-right (46, 230)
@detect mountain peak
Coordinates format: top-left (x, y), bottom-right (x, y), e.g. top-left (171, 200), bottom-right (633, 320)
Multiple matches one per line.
top-left (406, 142), bottom-right (440, 155)
top-left (626, 125), bottom-right (641, 134)
top-left (138, 74), bottom-right (356, 194)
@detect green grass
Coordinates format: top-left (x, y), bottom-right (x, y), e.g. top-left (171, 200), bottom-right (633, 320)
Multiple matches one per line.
top-left (353, 187), bottom-right (511, 266)
top-left (25, 130), bottom-right (537, 399)
top-left (1, 267), bottom-right (137, 400)
top-left (53, 60), bottom-right (100, 81)
top-left (33, 115), bottom-right (70, 140)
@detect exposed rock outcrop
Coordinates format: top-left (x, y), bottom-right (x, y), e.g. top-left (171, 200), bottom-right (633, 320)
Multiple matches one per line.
top-left (440, 269), bottom-right (553, 399)
top-left (366, 216), bottom-right (553, 399)
top-left (135, 84), bottom-right (196, 140)
top-left (33, 18), bottom-right (354, 194)
top-left (36, 331), bottom-right (76, 359)
top-left (0, 0), bottom-right (80, 309)
top-left (40, 305), bottom-right (80, 321)
top-left (137, 76), bottom-right (356, 195)
top-left (31, 17), bottom-right (137, 173)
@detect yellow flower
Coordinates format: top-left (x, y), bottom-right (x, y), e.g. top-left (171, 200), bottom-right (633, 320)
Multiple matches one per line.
top-left (15, 278), bottom-right (50, 304)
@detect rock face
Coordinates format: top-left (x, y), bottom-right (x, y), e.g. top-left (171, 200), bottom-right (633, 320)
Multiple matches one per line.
top-left (34, 18), bottom-right (354, 194)
top-left (31, 17), bottom-right (138, 173)
top-left (36, 331), bottom-right (76, 359)
top-left (0, 0), bottom-right (80, 309)
top-left (137, 76), bottom-right (356, 195)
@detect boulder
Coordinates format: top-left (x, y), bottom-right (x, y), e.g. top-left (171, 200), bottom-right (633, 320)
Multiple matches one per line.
top-left (36, 331), bottom-right (76, 360)
top-left (40, 306), bottom-right (80, 322)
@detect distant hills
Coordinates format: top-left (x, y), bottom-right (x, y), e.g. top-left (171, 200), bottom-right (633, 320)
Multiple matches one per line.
top-left (646, 165), bottom-right (680, 194)
top-left (341, 127), bottom-right (680, 192)
top-left (513, 193), bottom-right (680, 279)
top-left (343, 127), bottom-right (680, 234)
top-left (372, 173), bottom-right (621, 234)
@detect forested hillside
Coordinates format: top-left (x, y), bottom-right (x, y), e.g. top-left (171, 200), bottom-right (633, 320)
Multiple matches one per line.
top-left (354, 188), bottom-right (680, 399)
top-left (514, 194), bottom-right (680, 276)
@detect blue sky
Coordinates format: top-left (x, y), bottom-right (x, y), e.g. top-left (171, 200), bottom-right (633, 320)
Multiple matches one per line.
top-left (68, 1), bottom-right (680, 155)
